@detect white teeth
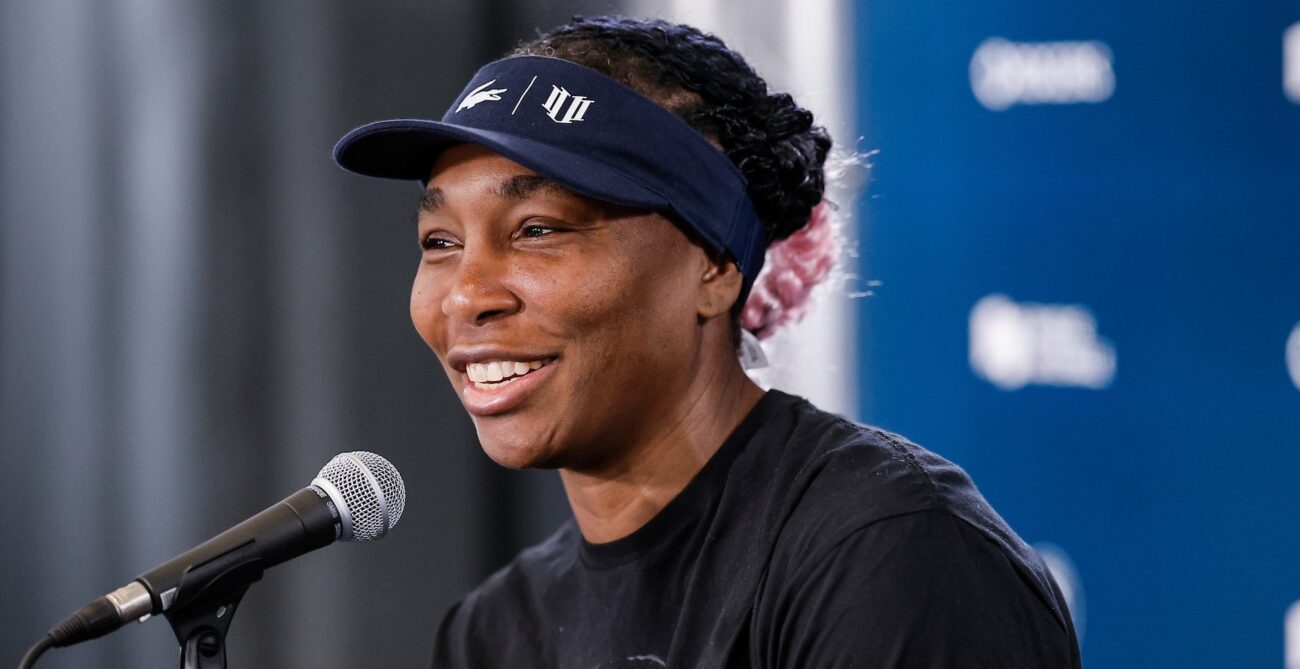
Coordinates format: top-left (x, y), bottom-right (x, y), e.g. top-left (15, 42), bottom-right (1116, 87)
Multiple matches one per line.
top-left (464, 359), bottom-right (549, 389)
top-left (473, 377), bottom-right (516, 391)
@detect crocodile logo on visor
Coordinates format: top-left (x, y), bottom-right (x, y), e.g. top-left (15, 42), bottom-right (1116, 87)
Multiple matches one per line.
top-left (456, 79), bottom-right (508, 113)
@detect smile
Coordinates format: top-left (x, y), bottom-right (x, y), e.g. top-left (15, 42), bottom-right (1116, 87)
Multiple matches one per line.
top-left (465, 359), bottom-right (550, 391)
top-left (458, 357), bottom-right (557, 417)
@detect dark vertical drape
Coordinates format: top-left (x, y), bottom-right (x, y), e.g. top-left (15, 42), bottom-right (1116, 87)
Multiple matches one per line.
top-left (1, 1), bottom-right (611, 667)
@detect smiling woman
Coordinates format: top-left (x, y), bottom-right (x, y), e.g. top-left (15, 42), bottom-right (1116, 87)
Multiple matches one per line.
top-left (334, 16), bottom-right (1081, 669)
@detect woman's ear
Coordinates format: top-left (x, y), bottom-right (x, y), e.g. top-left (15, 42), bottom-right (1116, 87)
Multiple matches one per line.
top-left (698, 254), bottom-right (744, 320)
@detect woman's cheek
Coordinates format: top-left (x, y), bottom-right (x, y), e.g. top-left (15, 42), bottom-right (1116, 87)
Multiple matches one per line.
top-left (512, 254), bottom-right (616, 327)
top-left (410, 267), bottom-right (449, 352)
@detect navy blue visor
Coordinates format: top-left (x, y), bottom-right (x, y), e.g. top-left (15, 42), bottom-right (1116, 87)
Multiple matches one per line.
top-left (333, 55), bottom-right (767, 290)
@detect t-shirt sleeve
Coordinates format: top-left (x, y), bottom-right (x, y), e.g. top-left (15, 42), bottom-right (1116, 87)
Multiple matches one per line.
top-left (752, 509), bottom-right (1080, 668)
top-left (430, 599), bottom-right (468, 669)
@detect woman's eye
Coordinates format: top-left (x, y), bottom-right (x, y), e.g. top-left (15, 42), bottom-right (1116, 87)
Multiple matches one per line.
top-left (521, 223), bottom-right (557, 238)
top-left (420, 235), bottom-right (455, 251)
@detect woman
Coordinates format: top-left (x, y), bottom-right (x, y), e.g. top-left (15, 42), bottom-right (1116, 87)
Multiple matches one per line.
top-left (335, 16), bottom-right (1082, 668)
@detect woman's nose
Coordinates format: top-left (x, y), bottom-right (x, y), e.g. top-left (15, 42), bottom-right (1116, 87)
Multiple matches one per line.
top-left (441, 247), bottom-right (521, 325)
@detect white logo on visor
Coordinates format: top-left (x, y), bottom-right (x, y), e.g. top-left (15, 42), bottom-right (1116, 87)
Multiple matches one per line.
top-left (456, 79), bottom-right (508, 113)
top-left (542, 85), bottom-right (594, 123)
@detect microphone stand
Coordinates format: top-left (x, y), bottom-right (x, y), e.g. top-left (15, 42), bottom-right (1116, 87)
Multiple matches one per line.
top-left (162, 539), bottom-right (265, 669)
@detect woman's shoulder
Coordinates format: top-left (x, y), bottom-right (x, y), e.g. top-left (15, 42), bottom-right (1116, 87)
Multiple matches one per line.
top-left (752, 391), bottom-right (1073, 632)
top-left (757, 389), bottom-right (974, 514)
top-left (755, 390), bottom-right (1040, 575)
top-left (466, 519), bottom-right (579, 608)
top-left (432, 521), bottom-right (579, 666)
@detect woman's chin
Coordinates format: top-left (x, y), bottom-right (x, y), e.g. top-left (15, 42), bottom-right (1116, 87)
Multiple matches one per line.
top-left (475, 426), bottom-right (563, 470)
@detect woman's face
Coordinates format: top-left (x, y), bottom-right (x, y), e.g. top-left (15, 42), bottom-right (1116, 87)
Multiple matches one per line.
top-left (411, 144), bottom-right (717, 470)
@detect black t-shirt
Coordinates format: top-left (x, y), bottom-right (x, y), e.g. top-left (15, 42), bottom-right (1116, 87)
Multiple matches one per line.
top-left (432, 390), bottom-right (1083, 668)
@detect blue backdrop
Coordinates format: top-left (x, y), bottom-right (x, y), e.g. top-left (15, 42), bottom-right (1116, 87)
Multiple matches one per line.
top-left (855, 2), bottom-right (1300, 666)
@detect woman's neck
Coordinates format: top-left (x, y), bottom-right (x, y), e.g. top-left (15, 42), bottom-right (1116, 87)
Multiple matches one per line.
top-left (558, 356), bottom-right (764, 544)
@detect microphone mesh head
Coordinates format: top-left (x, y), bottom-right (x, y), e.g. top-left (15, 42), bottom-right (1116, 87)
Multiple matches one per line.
top-left (315, 451), bottom-right (406, 542)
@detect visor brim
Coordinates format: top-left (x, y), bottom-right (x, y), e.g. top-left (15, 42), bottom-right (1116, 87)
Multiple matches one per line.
top-left (333, 119), bottom-right (670, 212)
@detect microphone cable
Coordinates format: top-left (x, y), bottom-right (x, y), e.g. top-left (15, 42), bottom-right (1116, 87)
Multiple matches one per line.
top-left (18, 635), bottom-right (53, 669)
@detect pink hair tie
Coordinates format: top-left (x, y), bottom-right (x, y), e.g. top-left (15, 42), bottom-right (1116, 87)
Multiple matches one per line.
top-left (740, 200), bottom-right (837, 341)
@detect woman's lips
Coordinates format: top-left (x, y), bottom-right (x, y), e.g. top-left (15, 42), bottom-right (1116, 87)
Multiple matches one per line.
top-left (459, 359), bottom-right (556, 416)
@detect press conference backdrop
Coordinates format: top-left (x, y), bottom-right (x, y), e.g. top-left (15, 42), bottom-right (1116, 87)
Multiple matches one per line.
top-left (854, 1), bottom-right (1300, 667)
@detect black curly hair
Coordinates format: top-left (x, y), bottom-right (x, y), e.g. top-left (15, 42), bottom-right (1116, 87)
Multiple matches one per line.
top-left (513, 16), bottom-right (832, 246)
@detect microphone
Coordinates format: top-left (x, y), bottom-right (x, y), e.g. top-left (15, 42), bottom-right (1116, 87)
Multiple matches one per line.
top-left (40, 451), bottom-right (405, 650)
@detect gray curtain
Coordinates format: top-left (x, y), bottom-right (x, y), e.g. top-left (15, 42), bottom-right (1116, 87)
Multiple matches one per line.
top-left (1, 1), bottom-right (612, 666)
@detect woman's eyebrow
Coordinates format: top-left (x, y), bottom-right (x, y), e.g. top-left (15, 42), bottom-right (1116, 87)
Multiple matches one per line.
top-left (418, 188), bottom-right (445, 214)
top-left (417, 174), bottom-right (572, 216)
top-left (494, 174), bottom-right (572, 201)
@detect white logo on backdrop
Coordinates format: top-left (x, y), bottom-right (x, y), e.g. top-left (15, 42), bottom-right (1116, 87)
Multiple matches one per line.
top-left (1286, 322), bottom-right (1300, 391)
top-left (542, 85), bottom-right (595, 124)
top-left (456, 79), bottom-right (508, 113)
top-left (1286, 23), bottom-right (1300, 104)
top-left (969, 294), bottom-right (1117, 390)
top-left (1033, 543), bottom-right (1086, 642)
top-left (970, 38), bottom-right (1115, 111)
